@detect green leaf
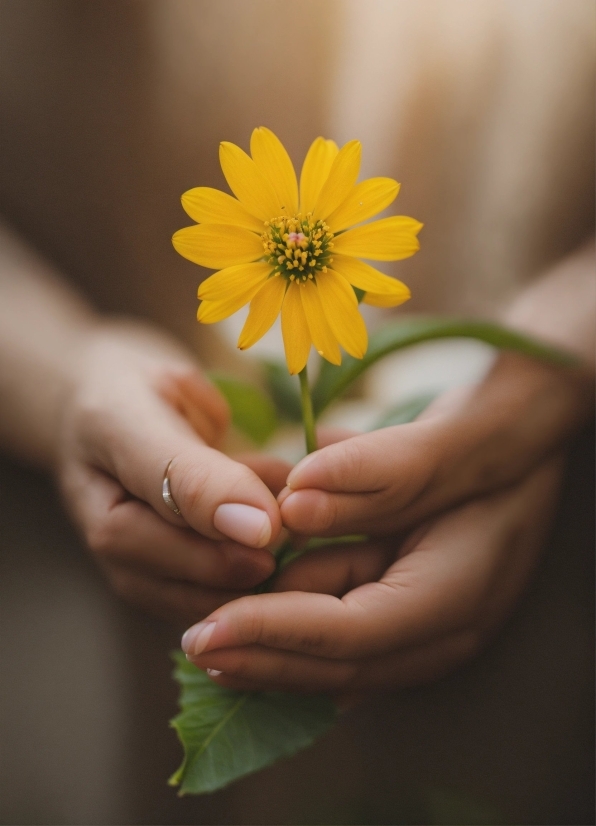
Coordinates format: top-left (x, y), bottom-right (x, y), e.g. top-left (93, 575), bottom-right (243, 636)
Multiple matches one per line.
top-left (371, 393), bottom-right (437, 430)
top-left (261, 359), bottom-right (302, 422)
top-left (210, 372), bottom-right (278, 445)
top-left (312, 316), bottom-right (578, 417)
top-left (169, 652), bottom-right (338, 795)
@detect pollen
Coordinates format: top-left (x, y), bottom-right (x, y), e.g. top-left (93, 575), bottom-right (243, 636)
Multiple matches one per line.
top-left (261, 213), bottom-right (334, 283)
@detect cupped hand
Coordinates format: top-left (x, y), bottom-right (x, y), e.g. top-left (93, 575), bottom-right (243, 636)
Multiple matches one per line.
top-left (182, 454), bottom-right (562, 693)
top-left (56, 323), bottom-right (282, 624)
top-left (277, 353), bottom-right (592, 537)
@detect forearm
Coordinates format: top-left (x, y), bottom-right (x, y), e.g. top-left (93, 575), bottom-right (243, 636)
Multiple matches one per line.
top-left (503, 237), bottom-right (595, 366)
top-left (448, 239), bottom-right (596, 484)
top-left (0, 221), bottom-right (99, 468)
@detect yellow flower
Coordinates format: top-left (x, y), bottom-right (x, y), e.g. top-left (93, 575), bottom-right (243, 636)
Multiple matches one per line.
top-left (173, 127), bottom-right (422, 374)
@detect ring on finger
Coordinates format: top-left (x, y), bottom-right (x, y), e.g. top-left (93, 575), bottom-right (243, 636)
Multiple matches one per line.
top-left (162, 459), bottom-right (182, 516)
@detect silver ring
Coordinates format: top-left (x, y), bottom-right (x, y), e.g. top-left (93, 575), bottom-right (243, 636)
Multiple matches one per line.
top-left (162, 460), bottom-right (182, 515)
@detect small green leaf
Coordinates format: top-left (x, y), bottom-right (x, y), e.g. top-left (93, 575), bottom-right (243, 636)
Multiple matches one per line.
top-left (210, 372), bottom-right (278, 445)
top-left (312, 316), bottom-right (578, 416)
top-left (169, 652), bottom-right (337, 795)
top-left (261, 360), bottom-right (302, 422)
top-left (371, 393), bottom-right (437, 430)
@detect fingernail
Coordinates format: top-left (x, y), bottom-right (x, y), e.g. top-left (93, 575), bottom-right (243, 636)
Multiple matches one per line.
top-left (181, 621), bottom-right (216, 656)
top-left (214, 503), bottom-right (272, 548)
top-left (286, 452), bottom-right (318, 489)
top-left (207, 668), bottom-right (223, 677)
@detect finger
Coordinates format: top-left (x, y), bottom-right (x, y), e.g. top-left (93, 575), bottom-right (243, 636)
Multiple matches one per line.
top-left (189, 644), bottom-right (356, 693)
top-left (181, 459), bottom-right (561, 660)
top-left (65, 463), bottom-right (275, 588)
top-left (235, 453), bottom-right (293, 497)
top-left (155, 367), bottom-right (230, 447)
top-left (79, 380), bottom-right (282, 547)
top-left (281, 355), bottom-right (578, 536)
top-left (279, 425), bottom-right (436, 534)
top-left (189, 628), bottom-right (478, 693)
top-left (272, 539), bottom-right (395, 596)
top-left (315, 426), bottom-right (361, 446)
top-left (280, 487), bottom-right (408, 536)
top-left (105, 565), bottom-right (242, 626)
top-left (276, 426), bottom-right (360, 507)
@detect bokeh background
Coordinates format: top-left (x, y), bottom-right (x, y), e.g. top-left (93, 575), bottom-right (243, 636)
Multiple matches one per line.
top-left (0, 1), bottom-right (594, 823)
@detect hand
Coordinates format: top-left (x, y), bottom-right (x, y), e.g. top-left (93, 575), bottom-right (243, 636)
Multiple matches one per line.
top-left (277, 353), bottom-right (592, 537)
top-left (181, 454), bottom-right (563, 693)
top-left (56, 323), bottom-right (282, 625)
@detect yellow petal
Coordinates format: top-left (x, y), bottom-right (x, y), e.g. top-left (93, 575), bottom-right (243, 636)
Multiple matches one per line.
top-left (317, 269), bottom-right (368, 359)
top-left (299, 137), bottom-right (339, 214)
top-left (281, 282), bottom-right (312, 375)
top-left (181, 187), bottom-right (264, 233)
top-left (198, 285), bottom-right (259, 324)
top-left (331, 253), bottom-right (411, 300)
top-left (219, 141), bottom-right (282, 221)
top-left (313, 140), bottom-right (361, 220)
top-left (250, 127), bottom-right (298, 217)
top-left (362, 290), bottom-right (411, 308)
top-left (198, 262), bottom-right (271, 301)
top-left (333, 216), bottom-right (423, 261)
top-left (238, 275), bottom-right (287, 349)
top-left (326, 178), bottom-right (400, 233)
top-left (172, 224), bottom-right (263, 269)
top-left (300, 280), bottom-right (341, 365)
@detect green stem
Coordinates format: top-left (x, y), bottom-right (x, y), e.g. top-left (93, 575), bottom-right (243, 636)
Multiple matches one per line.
top-left (298, 365), bottom-right (317, 455)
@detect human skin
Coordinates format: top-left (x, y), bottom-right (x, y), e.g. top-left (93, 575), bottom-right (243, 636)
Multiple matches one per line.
top-left (0, 222), bottom-right (281, 625)
top-left (182, 239), bottom-right (595, 692)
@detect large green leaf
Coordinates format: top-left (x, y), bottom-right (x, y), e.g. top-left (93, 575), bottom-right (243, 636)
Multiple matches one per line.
top-left (312, 316), bottom-right (577, 417)
top-left (210, 373), bottom-right (278, 445)
top-left (169, 652), bottom-right (338, 795)
top-left (371, 393), bottom-right (437, 430)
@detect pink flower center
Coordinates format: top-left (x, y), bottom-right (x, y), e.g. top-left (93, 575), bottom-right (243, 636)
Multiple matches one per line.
top-left (287, 232), bottom-right (306, 244)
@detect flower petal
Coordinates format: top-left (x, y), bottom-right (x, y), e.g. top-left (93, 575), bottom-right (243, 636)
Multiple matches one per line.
top-left (314, 140), bottom-right (361, 220)
top-left (333, 216), bottom-right (423, 261)
top-left (326, 178), bottom-right (400, 233)
top-left (219, 141), bottom-right (282, 221)
top-left (317, 269), bottom-right (368, 359)
top-left (172, 224), bottom-right (264, 269)
top-left (198, 262), bottom-right (271, 301)
top-left (238, 275), bottom-right (287, 350)
top-left (281, 282), bottom-right (312, 375)
top-left (299, 137), bottom-right (339, 214)
top-left (331, 253), bottom-right (411, 302)
top-left (250, 127), bottom-right (298, 217)
top-left (198, 284), bottom-right (260, 324)
top-left (181, 187), bottom-right (263, 233)
top-left (362, 291), bottom-right (411, 308)
top-left (300, 280), bottom-right (341, 365)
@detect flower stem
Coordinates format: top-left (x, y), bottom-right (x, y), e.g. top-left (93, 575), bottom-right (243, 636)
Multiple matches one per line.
top-left (298, 366), bottom-right (317, 455)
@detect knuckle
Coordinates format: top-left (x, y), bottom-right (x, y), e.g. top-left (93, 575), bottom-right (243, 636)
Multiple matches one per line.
top-left (175, 460), bottom-right (211, 514)
top-left (331, 439), bottom-right (365, 485)
top-left (223, 465), bottom-right (261, 502)
top-left (312, 493), bottom-right (338, 533)
top-left (233, 601), bottom-right (264, 646)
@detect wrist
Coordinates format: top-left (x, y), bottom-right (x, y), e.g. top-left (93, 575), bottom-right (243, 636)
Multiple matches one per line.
top-left (453, 351), bottom-right (594, 478)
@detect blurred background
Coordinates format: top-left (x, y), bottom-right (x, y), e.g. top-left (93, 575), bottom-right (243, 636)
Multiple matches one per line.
top-left (0, 1), bottom-right (594, 823)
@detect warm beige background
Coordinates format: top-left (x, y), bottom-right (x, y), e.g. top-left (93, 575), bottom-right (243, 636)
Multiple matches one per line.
top-left (0, 1), bottom-right (594, 823)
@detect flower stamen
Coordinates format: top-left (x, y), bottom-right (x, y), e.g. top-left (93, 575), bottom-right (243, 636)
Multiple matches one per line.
top-left (262, 213), bottom-right (334, 284)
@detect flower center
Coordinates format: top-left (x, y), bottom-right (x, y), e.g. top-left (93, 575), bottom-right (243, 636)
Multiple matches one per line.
top-left (261, 213), bottom-right (334, 283)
